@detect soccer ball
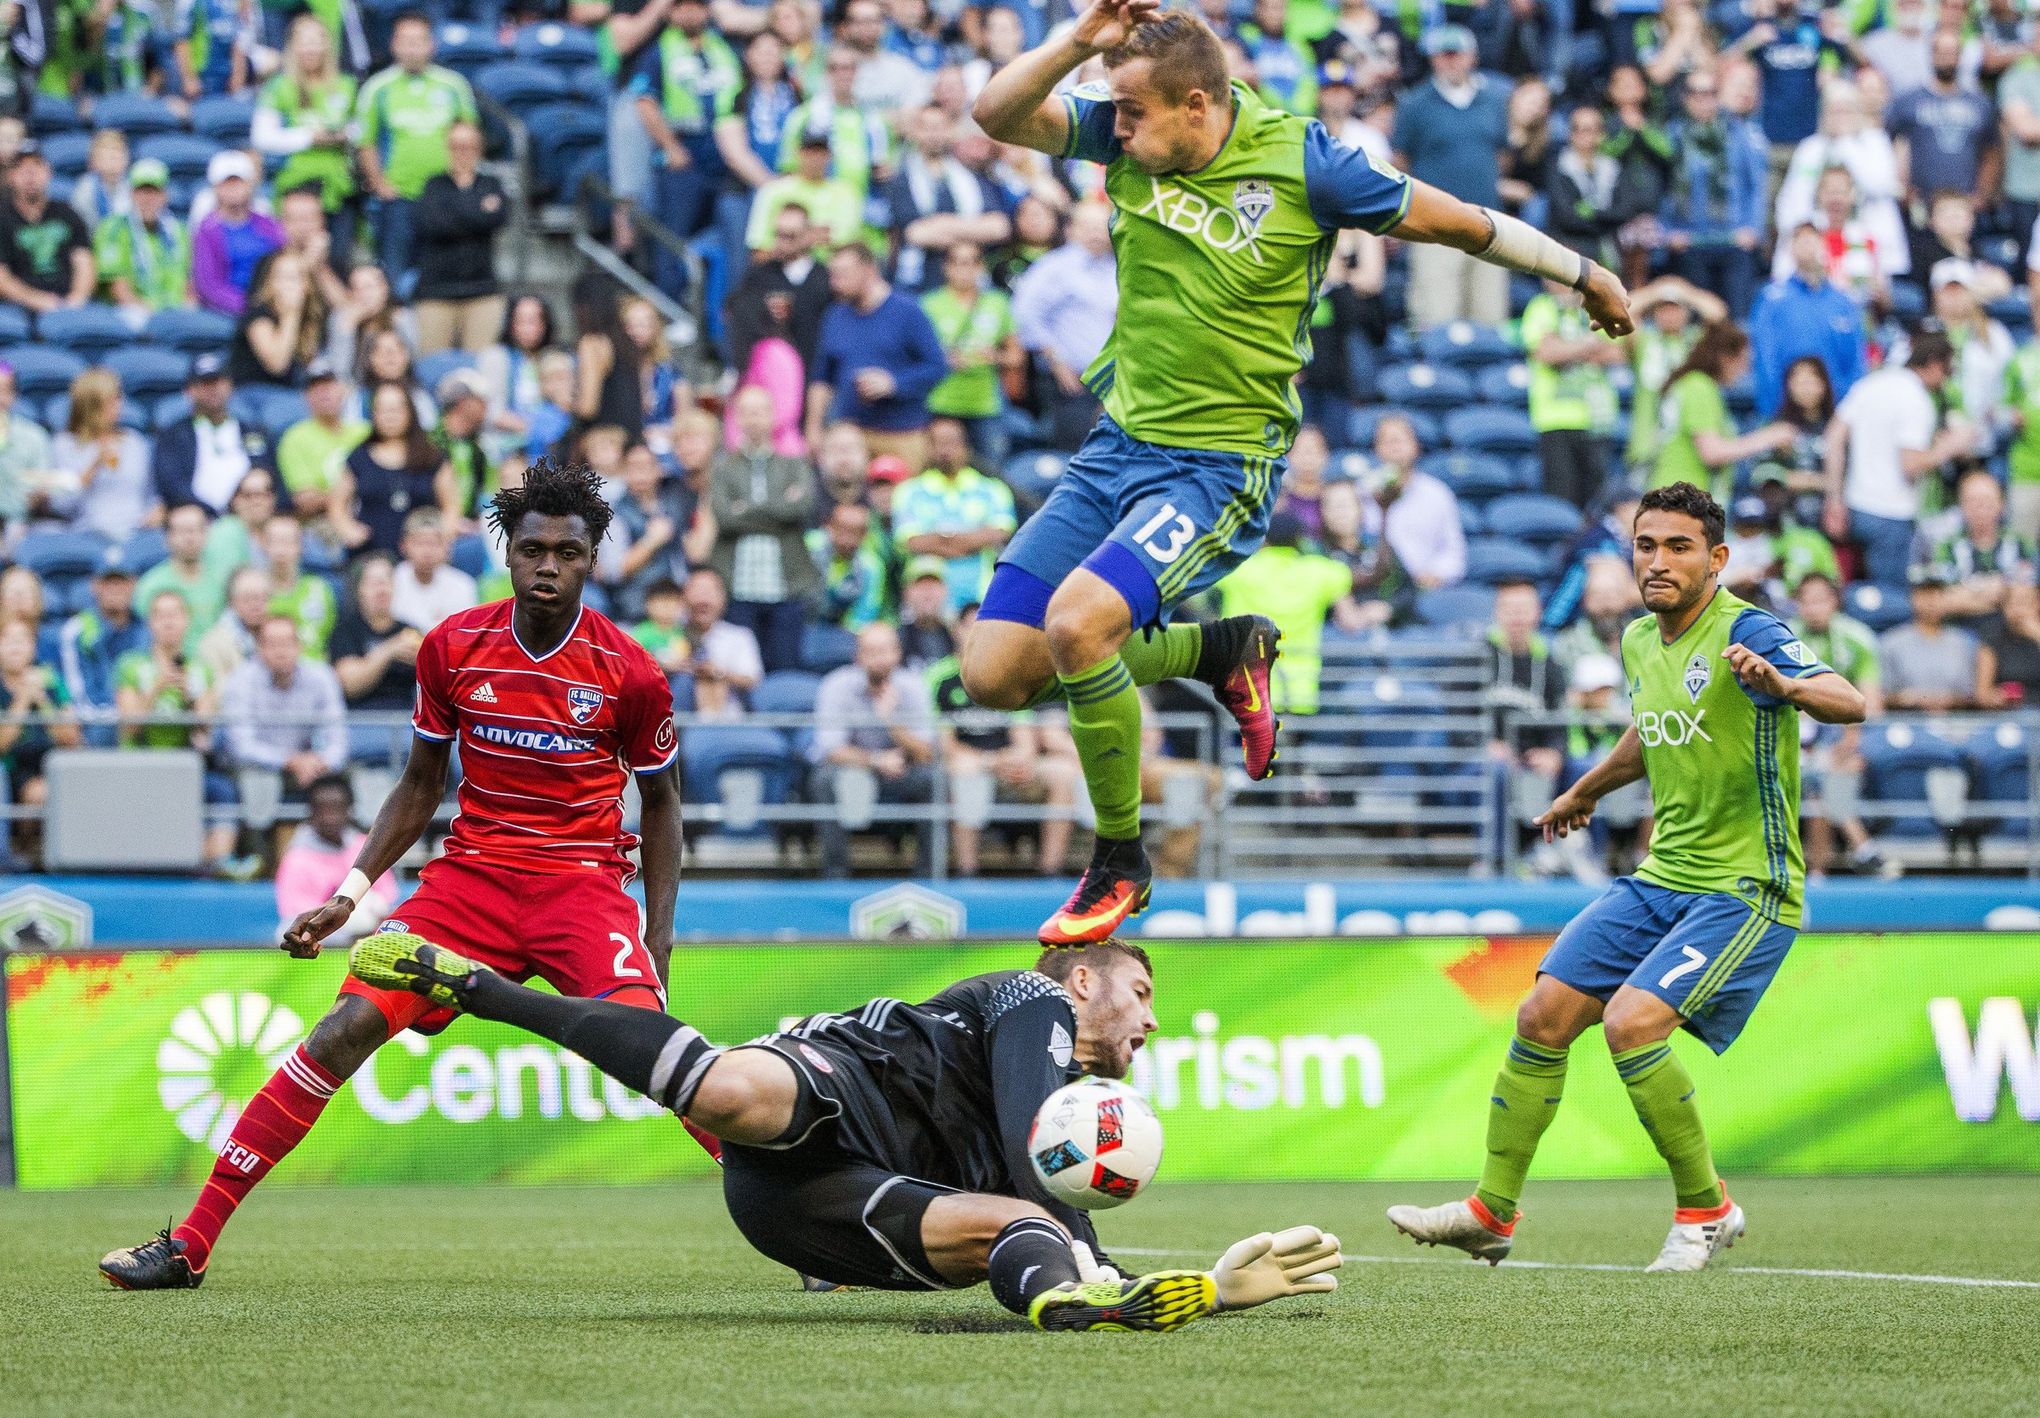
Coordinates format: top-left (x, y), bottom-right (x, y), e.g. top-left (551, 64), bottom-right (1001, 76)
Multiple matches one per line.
top-left (1027, 1077), bottom-right (1164, 1211)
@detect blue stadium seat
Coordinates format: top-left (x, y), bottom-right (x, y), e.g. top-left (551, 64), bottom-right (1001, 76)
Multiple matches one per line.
top-left (43, 393), bottom-right (150, 434)
top-left (450, 533), bottom-right (489, 580)
top-left (137, 132), bottom-right (226, 185)
top-left (30, 92), bottom-right (86, 136)
top-left (1475, 362), bottom-right (1530, 408)
top-left (416, 349), bottom-right (479, 395)
top-left (1413, 583), bottom-right (1496, 629)
top-left (0, 306), bottom-right (29, 344)
top-left (1375, 361), bottom-right (1474, 412)
top-left (474, 60), bottom-right (570, 112)
top-left (680, 724), bottom-right (799, 833)
top-left (1346, 405), bottom-right (1440, 450)
top-left (152, 393), bottom-right (193, 431)
top-left (1967, 722), bottom-right (2032, 840)
top-left (1442, 406), bottom-right (1537, 455)
top-left (800, 623), bottom-right (857, 674)
top-left (1887, 281), bottom-right (1927, 324)
top-left (1418, 450), bottom-right (1514, 502)
top-left (0, 345), bottom-right (88, 399)
top-left (1003, 450), bottom-right (1067, 509)
top-left (515, 20), bottom-right (602, 68)
top-left (1844, 581), bottom-right (1910, 633)
top-left (566, 62), bottom-right (610, 104)
top-left (1722, 371), bottom-right (1757, 419)
top-left (1457, 501), bottom-right (1485, 536)
top-left (1862, 723), bottom-right (1967, 837)
top-left (1417, 321), bottom-right (1516, 369)
top-left (101, 346), bottom-right (193, 403)
top-left (15, 528), bottom-right (111, 579)
top-left (34, 304), bottom-right (132, 360)
top-left (1464, 537), bottom-right (1551, 584)
top-left (121, 527), bottom-right (170, 575)
top-left (522, 100), bottom-right (607, 201)
top-left (1483, 492), bottom-right (1584, 547)
top-left (435, 22), bottom-right (508, 75)
top-left (144, 307), bottom-right (236, 355)
top-left (40, 130), bottom-right (94, 179)
top-left (91, 92), bottom-right (185, 137)
top-left (753, 670), bottom-right (824, 761)
top-left (188, 94), bottom-right (255, 144)
top-left (247, 387), bottom-right (311, 440)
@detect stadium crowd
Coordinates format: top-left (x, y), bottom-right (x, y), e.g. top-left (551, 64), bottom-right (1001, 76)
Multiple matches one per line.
top-left (0, 0), bottom-right (2035, 880)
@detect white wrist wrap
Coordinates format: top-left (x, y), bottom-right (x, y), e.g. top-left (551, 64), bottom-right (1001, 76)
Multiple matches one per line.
top-left (1478, 208), bottom-right (1590, 290)
top-left (339, 869), bottom-right (373, 905)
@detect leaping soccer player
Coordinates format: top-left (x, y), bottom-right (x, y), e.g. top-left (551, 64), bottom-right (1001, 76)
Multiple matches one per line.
top-left (348, 933), bottom-right (1344, 1331)
top-left (1389, 484), bottom-right (1867, 1273)
top-left (967, 1), bottom-right (1634, 946)
top-left (101, 460), bottom-right (710, 1290)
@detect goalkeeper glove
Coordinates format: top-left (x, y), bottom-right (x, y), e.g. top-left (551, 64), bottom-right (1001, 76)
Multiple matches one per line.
top-left (1070, 1241), bottom-right (1124, 1284)
top-left (1209, 1225), bottom-right (1342, 1311)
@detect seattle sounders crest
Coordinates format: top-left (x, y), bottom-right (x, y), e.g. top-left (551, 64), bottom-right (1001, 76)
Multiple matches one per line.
top-left (1232, 178), bottom-right (1274, 231)
top-left (1683, 653), bottom-right (1711, 703)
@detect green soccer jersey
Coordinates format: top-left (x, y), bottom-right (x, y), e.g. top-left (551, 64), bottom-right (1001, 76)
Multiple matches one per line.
top-left (1520, 292), bottom-right (1618, 435)
top-left (1215, 543), bottom-right (1353, 714)
top-left (357, 64), bottom-right (478, 200)
top-left (2004, 339), bottom-right (2040, 486)
top-left (1790, 612), bottom-right (1880, 691)
top-left (115, 650), bottom-right (214, 750)
top-left (1651, 371), bottom-right (1733, 502)
top-left (1621, 588), bottom-right (1832, 927)
top-left (1063, 80), bottom-right (1411, 457)
top-left (260, 73), bottom-right (360, 210)
top-left (922, 286), bottom-right (1014, 419)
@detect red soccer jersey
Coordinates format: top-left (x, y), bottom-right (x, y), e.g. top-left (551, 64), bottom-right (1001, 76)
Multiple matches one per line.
top-left (412, 600), bottom-right (677, 874)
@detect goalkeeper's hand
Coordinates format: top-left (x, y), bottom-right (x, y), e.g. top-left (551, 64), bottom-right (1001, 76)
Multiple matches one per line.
top-left (1209, 1225), bottom-right (1342, 1311)
top-left (1070, 1241), bottom-right (1123, 1284)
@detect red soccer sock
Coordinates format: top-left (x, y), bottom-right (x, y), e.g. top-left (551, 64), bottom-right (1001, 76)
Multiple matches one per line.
top-left (172, 1046), bottom-right (340, 1272)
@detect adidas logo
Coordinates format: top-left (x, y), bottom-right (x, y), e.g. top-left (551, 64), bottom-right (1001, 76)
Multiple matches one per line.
top-left (469, 682), bottom-right (498, 704)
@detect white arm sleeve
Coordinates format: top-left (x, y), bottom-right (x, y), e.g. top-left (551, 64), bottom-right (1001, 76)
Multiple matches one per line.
top-left (1477, 208), bottom-right (1591, 290)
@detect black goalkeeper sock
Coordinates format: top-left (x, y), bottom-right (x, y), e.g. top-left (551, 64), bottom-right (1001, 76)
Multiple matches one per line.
top-left (466, 974), bottom-right (722, 1113)
top-left (986, 1217), bottom-right (1082, 1316)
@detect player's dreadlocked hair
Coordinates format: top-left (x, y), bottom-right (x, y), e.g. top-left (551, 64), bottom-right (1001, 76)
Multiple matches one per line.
top-left (1034, 939), bottom-right (1155, 984)
top-left (488, 456), bottom-right (615, 549)
top-left (1636, 482), bottom-right (1726, 549)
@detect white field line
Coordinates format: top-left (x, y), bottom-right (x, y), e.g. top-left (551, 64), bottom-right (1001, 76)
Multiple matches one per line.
top-left (1109, 1247), bottom-right (2040, 1290)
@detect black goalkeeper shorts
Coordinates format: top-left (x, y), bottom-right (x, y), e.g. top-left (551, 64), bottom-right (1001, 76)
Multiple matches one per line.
top-left (719, 1039), bottom-right (961, 1291)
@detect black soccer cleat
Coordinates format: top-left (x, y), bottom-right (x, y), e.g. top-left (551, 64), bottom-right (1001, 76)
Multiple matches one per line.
top-left (1204, 615), bottom-right (1283, 781)
top-left (100, 1226), bottom-right (203, 1290)
top-left (1039, 836), bottom-right (1153, 947)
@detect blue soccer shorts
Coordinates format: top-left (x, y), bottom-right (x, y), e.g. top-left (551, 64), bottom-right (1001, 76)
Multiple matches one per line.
top-left (994, 416), bottom-right (1280, 628)
top-left (1538, 876), bottom-right (1797, 1053)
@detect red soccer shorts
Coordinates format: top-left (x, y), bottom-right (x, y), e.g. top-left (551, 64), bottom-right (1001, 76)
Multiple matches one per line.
top-left (339, 853), bottom-right (663, 1035)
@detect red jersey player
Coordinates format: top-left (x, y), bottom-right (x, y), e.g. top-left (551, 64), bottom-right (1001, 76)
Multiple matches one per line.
top-left (101, 460), bottom-right (691, 1290)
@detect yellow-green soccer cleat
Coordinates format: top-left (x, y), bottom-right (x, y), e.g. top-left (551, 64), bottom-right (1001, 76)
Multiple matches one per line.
top-left (1027, 1270), bottom-right (1218, 1333)
top-left (348, 933), bottom-right (488, 1011)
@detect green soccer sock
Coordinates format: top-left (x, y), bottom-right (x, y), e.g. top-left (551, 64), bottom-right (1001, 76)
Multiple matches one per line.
top-left (1020, 623), bottom-right (1204, 709)
top-left (1060, 655), bottom-right (1145, 840)
top-left (1473, 1035), bottom-right (1570, 1225)
top-left (1613, 1041), bottom-right (1725, 1211)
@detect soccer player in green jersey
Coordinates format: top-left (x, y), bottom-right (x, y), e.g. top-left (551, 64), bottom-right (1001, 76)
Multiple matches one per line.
top-left (969, 2), bottom-right (1634, 946)
top-left (1389, 483), bottom-right (1867, 1272)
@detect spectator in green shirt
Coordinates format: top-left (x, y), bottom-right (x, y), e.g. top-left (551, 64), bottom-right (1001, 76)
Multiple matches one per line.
top-left (95, 159), bottom-right (190, 315)
top-left (1791, 571), bottom-right (1888, 879)
top-left (277, 358), bottom-right (368, 532)
top-left (1622, 277), bottom-right (1721, 478)
top-left (355, 13), bottom-right (477, 294)
top-left (1214, 513), bottom-right (1359, 716)
top-left (1650, 322), bottom-right (1793, 504)
top-left (1521, 280), bottom-right (1623, 508)
top-left (630, 577), bottom-right (693, 674)
top-left (115, 591), bottom-right (217, 752)
top-left (257, 513), bottom-right (338, 658)
top-left (921, 241), bottom-right (1021, 472)
top-left (132, 504), bottom-right (227, 650)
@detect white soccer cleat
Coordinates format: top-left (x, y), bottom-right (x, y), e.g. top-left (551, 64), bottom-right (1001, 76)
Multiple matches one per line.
top-left (1386, 1198), bottom-right (1515, 1265)
top-left (1645, 1200), bottom-right (1746, 1273)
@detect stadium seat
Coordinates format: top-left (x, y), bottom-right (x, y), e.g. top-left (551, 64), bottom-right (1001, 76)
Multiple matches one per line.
top-left (1464, 537), bottom-right (1551, 584)
top-left (1863, 723), bottom-right (1969, 837)
top-left (0, 306), bottom-right (29, 345)
top-left (1475, 362), bottom-right (1530, 408)
top-left (799, 623), bottom-right (857, 674)
top-left (416, 349), bottom-right (479, 394)
top-left (515, 20), bottom-right (602, 68)
top-left (450, 533), bottom-right (489, 580)
top-left (30, 91), bottom-right (85, 136)
top-left (121, 527), bottom-right (170, 576)
top-left (566, 62), bottom-right (610, 104)
top-left (188, 94), bottom-right (256, 144)
top-left (35, 305), bottom-right (132, 360)
top-left (1457, 501), bottom-right (1485, 536)
top-left (101, 346), bottom-right (194, 404)
top-left (43, 393), bottom-right (150, 434)
top-left (1844, 582), bottom-right (1911, 633)
top-left (474, 60), bottom-right (571, 112)
top-left (436, 22), bottom-right (508, 75)
top-left (1887, 281), bottom-right (1927, 324)
top-left (0, 345), bottom-right (88, 399)
top-left (1417, 321), bottom-right (1516, 369)
top-left (1442, 407), bottom-right (1538, 455)
top-left (1418, 450), bottom-right (1515, 502)
top-left (680, 723), bottom-right (798, 830)
top-left (39, 130), bottom-right (94, 179)
top-left (1375, 362), bottom-right (1474, 412)
top-left (91, 92), bottom-right (185, 137)
top-left (1483, 492), bottom-right (1585, 547)
top-left (136, 132), bottom-right (226, 185)
top-left (144, 307), bottom-right (236, 355)
top-left (1003, 450), bottom-right (1067, 509)
top-left (1347, 405), bottom-right (1440, 450)
top-left (754, 670), bottom-right (824, 762)
top-left (1966, 721), bottom-right (2032, 839)
top-left (15, 528), bottom-right (111, 579)
top-left (1413, 583), bottom-right (1496, 629)
top-left (522, 100), bottom-right (607, 201)
top-left (247, 387), bottom-right (311, 441)
top-left (152, 392), bottom-right (193, 431)
top-left (1723, 371), bottom-right (1757, 419)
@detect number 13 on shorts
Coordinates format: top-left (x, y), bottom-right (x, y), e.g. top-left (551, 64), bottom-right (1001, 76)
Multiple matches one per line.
top-left (1132, 502), bottom-right (1197, 565)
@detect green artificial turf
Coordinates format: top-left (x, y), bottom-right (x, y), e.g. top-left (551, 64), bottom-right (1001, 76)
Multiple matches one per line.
top-left (3, 1177), bottom-right (2035, 1418)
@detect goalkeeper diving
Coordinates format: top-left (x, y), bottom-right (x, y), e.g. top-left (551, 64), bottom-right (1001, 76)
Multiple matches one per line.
top-left (349, 932), bottom-right (1340, 1331)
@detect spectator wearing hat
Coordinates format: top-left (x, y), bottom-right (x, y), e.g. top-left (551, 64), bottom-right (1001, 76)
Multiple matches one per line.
top-left (1749, 221), bottom-right (1868, 419)
top-left (1011, 201), bottom-right (1117, 451)
top-left (1881, 563), bottom-right (1982, 711)
top-left (1722, 494), bottom-right (1785, 602)
top-left (891, 415), bottom-right (1012, 619)
top-left (0, 141), bottom-right (94, 316)
top-left (806, 242), bottom-right (948, 475)
top-left (432, 368), bottom-right (492, 524)
top-left (747, 126), bottom-right (863, 254)
top-left (726, 200), bottom-right (833, 376)
top-left (1751, 464), bottom-right (1840, 592)
top-left (154, 352), bottom-right (275, 515)
top-left (709, 384), bottom-right (818, 674)
top-left (863, 449), bottom-right (911, 581)
top-left (1917, 259), bottom-right (2014, 450)
top-left (58, 547), bottom-right (148, 738)
top-left (192, 150), bottom-right (284, 317)
top-left (1391, 25), bottom-right (1509, 329)
top-left (94, 158), bottom-right (189, 316)
top-left (51, 367), bottom-right (156, 543)
top-left (897, 554), bottom-right (957, 668)
top-left (276, 358), bottom-right (366, 526)
top-left (412, 120), bottom-right (509, 356)
top-left (355, 13), bottom-right (477, 294)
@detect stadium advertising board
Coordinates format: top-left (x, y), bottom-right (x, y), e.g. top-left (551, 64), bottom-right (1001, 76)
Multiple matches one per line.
top-left (6, 934), bottom-right (2036, 1188)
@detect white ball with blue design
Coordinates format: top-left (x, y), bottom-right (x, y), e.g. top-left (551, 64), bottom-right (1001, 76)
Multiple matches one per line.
top-left (1026, 1077), bottom-right (1164, 1211)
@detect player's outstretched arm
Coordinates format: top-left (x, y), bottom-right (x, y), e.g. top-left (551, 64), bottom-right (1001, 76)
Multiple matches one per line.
top-left (1533, 725), bottom-right (1644, 842)
top-left (281, 735), bottom-right (452, 958)
top-left (972, 0), bottom-right (1157, 154)
top-left (1390, 182), bottom-right (1634, 338)
top-left (1724, 648), bottom-right (1868, 724)
top-left (636, 761), bottom-right (683, 985)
